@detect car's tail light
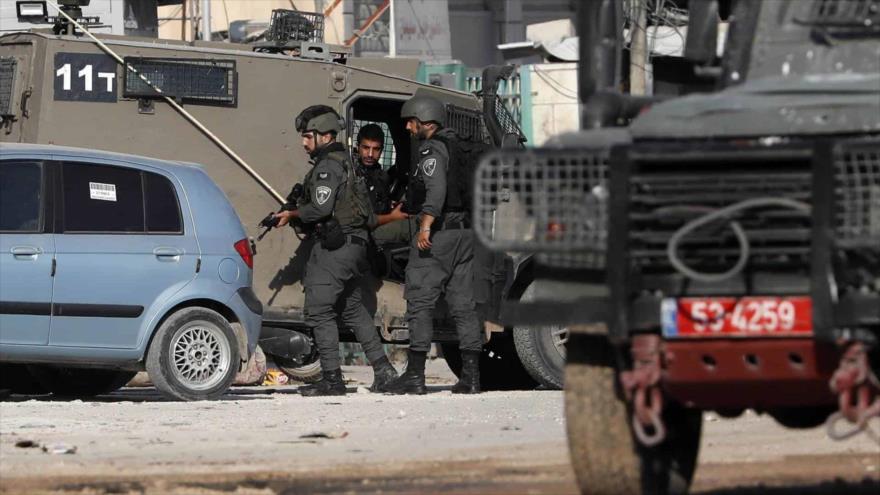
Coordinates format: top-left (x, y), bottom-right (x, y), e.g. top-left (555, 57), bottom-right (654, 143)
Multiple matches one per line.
top-left (234, 238), bottom-right (253, 269)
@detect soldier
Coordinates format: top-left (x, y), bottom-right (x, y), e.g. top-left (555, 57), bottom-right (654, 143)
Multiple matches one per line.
top-left (384, 95), bottom-right (484, 395)
top-left (273, 105), bottom-right (398, 396)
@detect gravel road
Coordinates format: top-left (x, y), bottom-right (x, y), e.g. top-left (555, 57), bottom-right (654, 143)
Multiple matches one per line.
top-left (1, 359), bottom-right (877, 494)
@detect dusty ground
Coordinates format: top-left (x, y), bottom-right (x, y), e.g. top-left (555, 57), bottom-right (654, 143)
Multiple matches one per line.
top-left (0, 359), bottom-right (878, 495)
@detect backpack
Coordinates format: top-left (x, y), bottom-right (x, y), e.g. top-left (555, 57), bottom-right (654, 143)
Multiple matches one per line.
top-left (432, 133), bottom-right (491, 213)
top-left (326, 150), bottom-right (377, 230)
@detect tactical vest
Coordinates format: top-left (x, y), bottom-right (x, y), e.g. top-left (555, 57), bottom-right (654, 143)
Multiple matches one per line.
top-left (309, 150), bottom-right (376, 230)
top-left (431, 133), bottom-right (487, 213)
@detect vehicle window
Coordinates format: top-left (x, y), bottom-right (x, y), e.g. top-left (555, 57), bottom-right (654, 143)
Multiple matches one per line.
top-left (62, 162), bottom-right (144, 233)
top-left (351, 120), bottom-right (396, 171)
top-left (0, 160), bottom-right (42, 232)
top-left (144, 172), bottom-right (182, 233)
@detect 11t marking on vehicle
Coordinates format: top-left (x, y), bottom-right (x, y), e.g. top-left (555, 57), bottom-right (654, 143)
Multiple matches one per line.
top-left (53, 53), bottom-right (117, 102)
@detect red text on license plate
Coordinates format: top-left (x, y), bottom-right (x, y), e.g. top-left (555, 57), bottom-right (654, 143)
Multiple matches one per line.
top-left (661, 297), bottom-right (813, 337)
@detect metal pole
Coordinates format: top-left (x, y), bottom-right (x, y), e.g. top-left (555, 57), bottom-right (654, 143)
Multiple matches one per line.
top-left (201, 0), bottom-right (212, 41)
top-left (180, 0), bottom-right (186, 41)
top-left (629, 0), bottom-right (648, 95)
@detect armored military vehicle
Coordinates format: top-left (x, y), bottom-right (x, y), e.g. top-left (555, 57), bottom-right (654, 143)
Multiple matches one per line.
top-left (0, 6), bottom-right (544, 388)
top-left (474, 0), bottom-right (879, 493)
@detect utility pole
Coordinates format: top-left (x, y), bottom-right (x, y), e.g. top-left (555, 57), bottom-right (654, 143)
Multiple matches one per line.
top-left (629, 0), bottom-right (648, 95)
top-left (201, 0), bottom-right (212, 41)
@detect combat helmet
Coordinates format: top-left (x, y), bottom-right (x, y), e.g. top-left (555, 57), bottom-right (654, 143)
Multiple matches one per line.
top-left (295, 105), bottom-right (345, 134)
top-left (401, 95), bottom-right (446, 127)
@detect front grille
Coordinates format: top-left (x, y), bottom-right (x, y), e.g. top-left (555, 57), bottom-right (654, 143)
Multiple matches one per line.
top-left (474, 148), bottom-right (608, 268)
top-left (835, 139), bottom-right (880, 248)
top-left (0, 57), bottom-right (16, 117)
top-left (627, 153), bottom-right (813, 276)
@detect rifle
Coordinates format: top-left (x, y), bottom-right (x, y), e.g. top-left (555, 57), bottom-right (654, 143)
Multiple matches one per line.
top-left (257, 183), bottom-right (304, 241)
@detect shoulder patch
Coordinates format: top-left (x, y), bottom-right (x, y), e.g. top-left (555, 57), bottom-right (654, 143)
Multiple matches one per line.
top-left (420, 148), bottom-right (432, 156)
top-left (315, 186), bottom-right (333, 205)
top-left (318, 172), bottom-right (329, 180)
top-left (422, 158), bottom-right (437, 177)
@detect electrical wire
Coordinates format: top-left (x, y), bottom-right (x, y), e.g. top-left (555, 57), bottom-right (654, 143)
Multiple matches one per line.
top-left (666, 198), bottom-right (812, 283)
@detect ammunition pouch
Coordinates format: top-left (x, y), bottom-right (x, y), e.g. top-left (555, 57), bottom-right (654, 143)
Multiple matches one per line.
top-left (316, 218), bottom-right (345, 251)
top-left (403, 176), bottom-right (426, 214)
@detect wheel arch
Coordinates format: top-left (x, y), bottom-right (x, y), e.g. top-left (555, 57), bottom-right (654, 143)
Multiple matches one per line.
top-left (142, 298), bottom-right (246, 367)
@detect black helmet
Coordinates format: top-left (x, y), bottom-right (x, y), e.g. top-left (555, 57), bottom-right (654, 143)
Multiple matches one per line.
top-left (401, 95), bottom-right (446, 127)
top-left (295, 105), bottom-right (345, 134)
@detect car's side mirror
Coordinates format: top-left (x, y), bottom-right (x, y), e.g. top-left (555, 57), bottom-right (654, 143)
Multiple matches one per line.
top-left (684, 0), bottom-right (720, 65)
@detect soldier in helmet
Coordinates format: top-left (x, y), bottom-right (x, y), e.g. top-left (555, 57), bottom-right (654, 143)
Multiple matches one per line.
top-left (274, 105), bottom-right (398, 396)
top-left (383, 95), bottom-right (484, 395)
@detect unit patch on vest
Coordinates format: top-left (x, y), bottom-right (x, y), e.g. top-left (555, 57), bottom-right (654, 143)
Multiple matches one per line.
top-left (316, 186), bottom-right (332, 205)
top-left (422, 158), bottom-right (437, 177)
top-left (318, 172), bottom-right (329, 180)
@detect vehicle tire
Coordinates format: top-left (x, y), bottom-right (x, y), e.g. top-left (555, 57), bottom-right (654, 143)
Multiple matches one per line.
top-left (441, 332), bottom-right (538, 391)
top-left (274, 356), bottom-right (322, 384)
top-left (0, 364), bottom-right (48, 395)
top-left (512, 284), bottom-right (567, 389)
top-left (769, 406), bottom-right (836, 429)
top-left (25, 366), bottom-right (136, 397)
top-left (565, 333), bottom-right (702, 495)
top-left (146, 307), bottom-right (239, 401)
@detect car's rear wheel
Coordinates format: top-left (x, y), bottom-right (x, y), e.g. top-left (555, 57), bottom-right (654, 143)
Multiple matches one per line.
top-left (512, 283), bottom-right (567, 389)
top-left (146, 307), bottom-right (239, 401)
top-left (565, 333), bottom-right (701, 495)
top-left (26, 366), bottom-right (136, 397)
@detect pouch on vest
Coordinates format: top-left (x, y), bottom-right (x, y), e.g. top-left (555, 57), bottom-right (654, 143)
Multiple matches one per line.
top-left (316, 218), bottom-right (346, 250)
top-left (403, 175), bottom-right (426, 214)
top-left (327, 151), bottom-right (376, 230)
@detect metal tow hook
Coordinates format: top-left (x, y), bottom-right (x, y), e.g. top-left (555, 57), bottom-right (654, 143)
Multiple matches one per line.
top-left (826, 342), bottom-right (880, 444)
top-left (620, 334), bottom-right (666, 447)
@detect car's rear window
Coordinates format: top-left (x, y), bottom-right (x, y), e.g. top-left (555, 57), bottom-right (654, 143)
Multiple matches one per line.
top-left (62, 161), bottom-right (182, 234)
top-left (0, 160), bottom-right (42, 232)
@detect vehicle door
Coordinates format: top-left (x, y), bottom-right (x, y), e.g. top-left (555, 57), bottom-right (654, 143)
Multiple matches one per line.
top-left (49, 159), bottom-right (198, 349)
top-left (0, 158), bottom-right (54, 345)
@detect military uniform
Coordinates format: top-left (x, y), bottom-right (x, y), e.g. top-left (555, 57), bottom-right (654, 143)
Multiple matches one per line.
top-left (297, 143), bottom-right (387, 376)
top-left (404, 128), bottom-right (483, 355)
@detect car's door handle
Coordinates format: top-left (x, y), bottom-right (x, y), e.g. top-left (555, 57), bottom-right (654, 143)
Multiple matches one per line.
top-left (153, 247), bottom-right (183, 261)
top-left (11, 246), bottom-right (41, 258)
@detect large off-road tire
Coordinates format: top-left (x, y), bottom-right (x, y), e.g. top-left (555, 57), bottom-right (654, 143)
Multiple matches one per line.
top-left (0, 364), bottom-right (48, 395)
top-left (274, 356), bottom-right (322, 384)
top-left (442, 332), bottom-right (538, 391)
top-left (513, 283), bottom-right (567, 389)
top-left (769, 406), bottom-right (836, 429)
top-left (26, 366), bottom-right (136, 397)
top-left (146, 307), bottom-right (239, 401)
top-left (565, 333), bottom-right (702, 495)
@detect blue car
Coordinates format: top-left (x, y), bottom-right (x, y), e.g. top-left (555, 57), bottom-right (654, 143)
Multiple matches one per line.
top-left (0, 144), bottom-right (262, 401)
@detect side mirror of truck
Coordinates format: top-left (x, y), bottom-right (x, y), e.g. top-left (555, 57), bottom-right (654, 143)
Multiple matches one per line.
top-left (684, 0), bottom-right (720, 65)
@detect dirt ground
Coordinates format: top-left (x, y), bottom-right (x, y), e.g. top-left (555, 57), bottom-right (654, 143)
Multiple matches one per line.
top-left (1, 359), bottom-right (878, 495)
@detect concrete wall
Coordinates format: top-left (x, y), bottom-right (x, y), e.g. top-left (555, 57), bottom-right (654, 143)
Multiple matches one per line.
top-left (525, 62), bottom-right (578, 146)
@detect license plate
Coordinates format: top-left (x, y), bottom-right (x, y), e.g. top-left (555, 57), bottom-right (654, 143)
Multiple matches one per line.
top-left (661, 296), bottom-right (813, 338)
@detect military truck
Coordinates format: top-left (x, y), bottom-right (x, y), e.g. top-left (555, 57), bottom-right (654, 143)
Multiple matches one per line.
top-left (0, 7), bottom-right (549, 389)
top-left (474, 0), bottom-right (879, 493)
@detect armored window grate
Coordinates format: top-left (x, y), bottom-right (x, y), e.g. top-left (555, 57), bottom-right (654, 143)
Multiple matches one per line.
top-left (266, 10), bottom-right (325, 44)
top-left (474, 148), bottom-right (609, 268)
top-left (350, 120), bottom-right (396, 171)
top-left (123, 58), bottom-right (237, 107)
top-left (494, 95), bottom-right (526, 143)
top-left (0, 57), bottom-right (17, 117)
top-left (800, 0), bottom-right (880, 35)
top-left (446, 104), bottom-right (489, 143)
top-left (834, 140), bottom-right (880, 248)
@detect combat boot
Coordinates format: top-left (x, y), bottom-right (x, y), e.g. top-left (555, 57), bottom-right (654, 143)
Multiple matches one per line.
top-left (383, 350), bottom-right (427, 395)
top-left (300, 368), bottom-right (347, 396)
top-left (451, 350), bottom-right (481, 394)
top-left (368, 356), bottom-right (399, 393)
